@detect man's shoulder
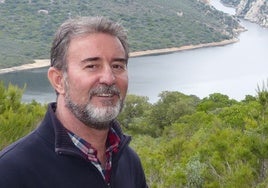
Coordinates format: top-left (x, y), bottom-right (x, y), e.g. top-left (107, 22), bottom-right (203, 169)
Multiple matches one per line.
top-left (0, 108), bottom-right (55, 163)
top-left (0, 129), bottom-right (47, 167)
top-left (0, 132), bottom-right (35, 162)
top-left (0, 132), bottom-right (40, 186)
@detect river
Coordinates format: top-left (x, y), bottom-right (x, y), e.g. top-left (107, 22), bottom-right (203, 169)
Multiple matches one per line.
top-left (0, 0), bottom-right (267, 103)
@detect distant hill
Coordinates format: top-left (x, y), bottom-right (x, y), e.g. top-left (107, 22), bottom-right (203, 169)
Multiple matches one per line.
top-left (0, 0), bottom-right (241, 69)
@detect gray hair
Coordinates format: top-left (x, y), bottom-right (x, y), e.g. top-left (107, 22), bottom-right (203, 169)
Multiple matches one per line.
top-left (50, 16), bottom-right (129, 71)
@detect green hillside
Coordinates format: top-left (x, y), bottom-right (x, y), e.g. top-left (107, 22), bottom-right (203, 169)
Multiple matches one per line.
top-left (0, 0), bottom-right (240, 68)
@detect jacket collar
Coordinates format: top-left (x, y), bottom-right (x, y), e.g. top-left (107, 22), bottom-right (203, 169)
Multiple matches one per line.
top-left (37, 103), bottom-right (131, 157)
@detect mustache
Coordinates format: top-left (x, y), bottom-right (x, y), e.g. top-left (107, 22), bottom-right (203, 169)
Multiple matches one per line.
top-left (89, 85), bottom-right (120, 96)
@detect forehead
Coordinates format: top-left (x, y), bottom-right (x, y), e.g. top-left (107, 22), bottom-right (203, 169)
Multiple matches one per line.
top-left (68, 33), bottom-right (125, 55)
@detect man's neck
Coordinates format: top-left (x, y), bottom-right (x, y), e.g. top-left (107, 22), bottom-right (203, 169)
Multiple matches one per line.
top-left (55, 98), bottom-right (109, 159)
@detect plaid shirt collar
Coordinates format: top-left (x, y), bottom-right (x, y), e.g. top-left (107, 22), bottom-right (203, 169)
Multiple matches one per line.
top-left (68, 128), bottom-right (120, 184)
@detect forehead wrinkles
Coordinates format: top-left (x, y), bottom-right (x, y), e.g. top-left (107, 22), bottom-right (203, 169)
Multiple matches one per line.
top-left (67, 34), bottom-right (126, 63)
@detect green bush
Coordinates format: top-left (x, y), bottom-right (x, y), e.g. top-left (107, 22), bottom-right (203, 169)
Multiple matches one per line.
top-left (0, 82), bottom-right (46, 149)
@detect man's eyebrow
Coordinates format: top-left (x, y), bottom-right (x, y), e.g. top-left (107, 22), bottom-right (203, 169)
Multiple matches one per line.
top-left (113, 57), bottom-right (127, 63)
top-left (81, 57), bottom-right (127, 64)
top-left (81, 57), bottom-right (100, 63)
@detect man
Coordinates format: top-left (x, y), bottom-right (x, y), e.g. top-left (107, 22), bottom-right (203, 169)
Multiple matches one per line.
top-left (0, 16), bottom-right (147, 188)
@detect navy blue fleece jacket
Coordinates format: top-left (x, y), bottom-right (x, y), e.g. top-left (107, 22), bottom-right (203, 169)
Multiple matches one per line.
top-left (0, 103), bottom-right (147, 188)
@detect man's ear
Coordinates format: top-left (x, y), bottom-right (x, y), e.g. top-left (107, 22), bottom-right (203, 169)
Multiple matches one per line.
top-left (47, 67), bottom-right (65, 95)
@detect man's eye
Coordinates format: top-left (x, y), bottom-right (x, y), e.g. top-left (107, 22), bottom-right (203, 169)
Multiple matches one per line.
top-left (112, 64), bottom-right (126, 71)
top-left (86, 64), bottom-right (98, 70)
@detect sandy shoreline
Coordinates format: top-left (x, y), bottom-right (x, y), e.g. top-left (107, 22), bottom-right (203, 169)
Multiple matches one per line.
top-left (0, 38), bottom-right (238, 74)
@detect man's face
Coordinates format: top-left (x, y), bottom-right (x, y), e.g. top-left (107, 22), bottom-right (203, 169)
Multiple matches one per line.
top-left (63, 33), bottom-right (128, 129)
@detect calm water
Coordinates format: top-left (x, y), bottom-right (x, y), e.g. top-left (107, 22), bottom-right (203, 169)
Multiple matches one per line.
top-left (0, 1), bottom-right (267, 103)
top-left (128, 20), bottom-right (268, 103)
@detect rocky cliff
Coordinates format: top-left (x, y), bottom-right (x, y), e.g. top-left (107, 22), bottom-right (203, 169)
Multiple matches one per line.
top-left (237, 0), bottom-right (268, 27)
top-left (221, 0), bottom-right (268, 27)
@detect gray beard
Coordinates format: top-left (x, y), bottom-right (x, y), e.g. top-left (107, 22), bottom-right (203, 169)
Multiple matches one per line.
top-left (65, 98), bottom-right (122, 130)
top-left (64, 85), bottom-right (123, 130)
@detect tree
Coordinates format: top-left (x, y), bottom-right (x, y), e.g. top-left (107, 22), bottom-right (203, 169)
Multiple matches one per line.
top-left (148, 91), bottom-right (200, 133)
top-left (197, 93), bottom-right (237, 113)
top-left (117, 94), bottom-right (153, 135)
top-left (0, 82), bottom-right (46, 149)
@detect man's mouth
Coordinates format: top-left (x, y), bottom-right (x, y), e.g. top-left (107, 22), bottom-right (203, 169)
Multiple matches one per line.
top-left (90, 85), bottom-right (120, 99)
top-left (96, 93), bottom-right (115, 97)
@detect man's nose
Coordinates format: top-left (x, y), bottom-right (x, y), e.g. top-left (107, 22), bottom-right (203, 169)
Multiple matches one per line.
top-left (99, 66), bottom-right (116, 85)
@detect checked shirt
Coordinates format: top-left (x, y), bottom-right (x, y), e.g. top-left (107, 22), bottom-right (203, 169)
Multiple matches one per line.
top-left (68, 128), bottom-right (120, 184)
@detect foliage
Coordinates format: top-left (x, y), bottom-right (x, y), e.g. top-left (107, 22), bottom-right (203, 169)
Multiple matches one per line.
top-left (197, 93), bottom-right (237, 113)
top-left (117, 94), bottom-right (153, 135)
top-left (148, 91), bottom-right (200, 134)
top-left (0, 81), bottom-right (46, 149)
top-left (3, 82), bottom-right (268, 187)
top-left (124, 88), bottom-right (268, 187)
top-left (0, 0), bottom-right (240, 68)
